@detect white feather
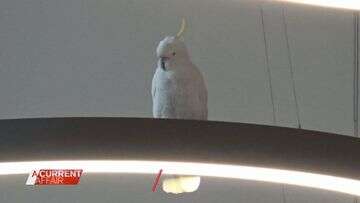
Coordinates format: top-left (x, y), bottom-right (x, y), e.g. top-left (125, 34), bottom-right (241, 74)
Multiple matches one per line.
top-left (151, 37), bottom-right (207, 120)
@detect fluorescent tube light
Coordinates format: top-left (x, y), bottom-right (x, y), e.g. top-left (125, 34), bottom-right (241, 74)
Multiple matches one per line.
top-left (0, 160), bottom-right (360, 196)
top-left (278, 0), bottom-right (360, 10)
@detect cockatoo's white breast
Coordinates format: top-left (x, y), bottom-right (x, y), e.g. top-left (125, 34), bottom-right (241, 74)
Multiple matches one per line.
top-left (152, 62), bottom-right (207, 120)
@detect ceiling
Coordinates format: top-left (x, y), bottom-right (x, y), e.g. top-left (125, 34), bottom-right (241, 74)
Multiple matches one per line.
top-left (0, 0), bottom-right (358, 202)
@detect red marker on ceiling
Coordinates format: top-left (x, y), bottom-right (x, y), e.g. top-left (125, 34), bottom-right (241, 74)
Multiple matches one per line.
top-left (152, 169), bottom-right (163, 192)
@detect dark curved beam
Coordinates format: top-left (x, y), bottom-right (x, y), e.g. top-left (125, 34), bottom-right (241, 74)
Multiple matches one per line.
top-left (0, 117), bottom-right (359, 180)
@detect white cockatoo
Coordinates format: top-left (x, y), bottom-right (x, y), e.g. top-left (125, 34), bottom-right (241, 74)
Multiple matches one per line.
top-left (152, 19), bottom-right (208, 120)
top-left (151, 19), bottom-right (207, 194)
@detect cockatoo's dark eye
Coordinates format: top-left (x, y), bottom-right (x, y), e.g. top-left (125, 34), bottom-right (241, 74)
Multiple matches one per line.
top-left (172, 52), bottom-right (176, 56)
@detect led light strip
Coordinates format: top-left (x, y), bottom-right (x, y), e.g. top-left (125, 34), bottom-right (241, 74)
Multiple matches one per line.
top-left (0, 160), bottom-right (359, 196)
top-left (278, 0), bottom-right (360, 10)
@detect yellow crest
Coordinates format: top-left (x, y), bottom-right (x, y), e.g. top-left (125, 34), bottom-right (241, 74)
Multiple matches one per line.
top-left (176, 18), bottom-right (186, 38)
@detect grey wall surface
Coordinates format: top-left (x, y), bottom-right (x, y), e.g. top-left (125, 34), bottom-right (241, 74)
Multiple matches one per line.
top-left (0, 0), bottom-right (358, 202)
top-left (0, 0), bottom-right (356, 136)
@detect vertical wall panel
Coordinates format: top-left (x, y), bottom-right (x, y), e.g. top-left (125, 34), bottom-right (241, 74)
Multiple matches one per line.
top-left (260, 3), bottom-right (300, 128)
top-left (283, 4), bottom-right (354, 136)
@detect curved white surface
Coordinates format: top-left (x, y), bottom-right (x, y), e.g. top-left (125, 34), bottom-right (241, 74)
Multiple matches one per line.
top-left (279, 0), bottom-right (360, 10)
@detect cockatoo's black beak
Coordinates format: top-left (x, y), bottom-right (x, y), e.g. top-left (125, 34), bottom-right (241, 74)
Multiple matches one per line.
top-left (160, 57), bottom-right (169, 71)
top-left (161, 58), bottom-right (166, 70)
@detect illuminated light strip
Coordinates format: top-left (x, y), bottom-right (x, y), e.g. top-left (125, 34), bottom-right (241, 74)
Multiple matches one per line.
top-left (277, 0), bottom-right (360, 10)
top-left (0, 160), bottom-right (359, 196)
